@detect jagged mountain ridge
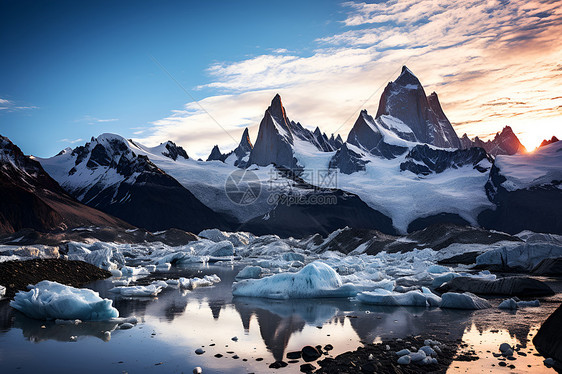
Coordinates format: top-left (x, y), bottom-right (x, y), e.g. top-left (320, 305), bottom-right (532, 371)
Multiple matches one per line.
top-left (0, 134), bottom-right (132, 234)
top-left (460, 126), bottom-right (526, 156)
top-left (17, 65), bottom-right (559, 237)
top-left (38, 134), bottom-right (232, 233)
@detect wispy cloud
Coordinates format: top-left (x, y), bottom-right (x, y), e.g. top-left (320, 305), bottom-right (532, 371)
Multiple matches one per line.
top-left (59, 138), bottom-right (83, 144)
top-left (75, 115), bottom-right (119, 124)
top-left (140, 0), bottom-right (562, 153)
top-left (0, 97), bottom-right (38, 112)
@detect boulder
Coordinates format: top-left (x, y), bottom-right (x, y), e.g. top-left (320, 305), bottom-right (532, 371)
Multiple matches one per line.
top-left (534, 303), bottom-right (562, 363)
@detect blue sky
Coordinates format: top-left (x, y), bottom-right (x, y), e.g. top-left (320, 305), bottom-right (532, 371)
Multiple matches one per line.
top-left (1, 0), bottom-right (561, 158)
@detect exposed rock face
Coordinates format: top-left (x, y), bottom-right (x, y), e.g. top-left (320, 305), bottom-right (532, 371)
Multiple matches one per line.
top-left (346, 110), bottom-right (408, 159)
top-left (161, 141), bottom-right (189, 161)
top-left (328, 143), bottom-right (369, 174)
top-left (232, 128), bottom-right (253, 166)
top-left (247, 94), bottom-right (301, 169)
top-left (534, 303), bottom-right (562, 362)
top-left (531, 258), bottom-right (562, 276)
top-left (240, 189), bottom-right (397, 237)
top-left (436, 276), bottom-right (555, 297)
top-left (400, 145), bottom-right (492, 175)
top-left (247, 95), bottom-right (335, 169)
top-left (460, 126), bottom-right (526, 156)
top-left (328, 134), bottom-right (344, 149)
top-left (539, 135), bottom-right (559, 147)
top-left (39, 134), bottom-right (230, 233)
top-left (375, 66), bottom-right (460, 148)
top-left (478, 157), bottom-right (562, 235)
top-left (0, 135), bottom-right (131, 234)
top-left (206, 145), bottom-right (227, 162)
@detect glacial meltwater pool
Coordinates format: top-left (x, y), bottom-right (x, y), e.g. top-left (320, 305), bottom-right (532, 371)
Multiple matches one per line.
top-left (0, 263), bottom-right (559, 373)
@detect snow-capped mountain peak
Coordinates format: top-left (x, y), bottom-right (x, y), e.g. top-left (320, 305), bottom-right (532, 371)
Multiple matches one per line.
top-left (375, 66), bottom-right (461, 149)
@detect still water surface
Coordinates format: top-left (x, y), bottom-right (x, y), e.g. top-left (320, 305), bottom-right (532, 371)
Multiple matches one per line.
top-left (0, 264), bottom-right (558, 373)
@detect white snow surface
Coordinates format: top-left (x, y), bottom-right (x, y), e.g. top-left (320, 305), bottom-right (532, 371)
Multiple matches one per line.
top-left (495, 141), bottom-right (562, 191)
top-left (335, 147), bottom-right (494, 233)
top-left (10, 281), bottom-right (119, 320)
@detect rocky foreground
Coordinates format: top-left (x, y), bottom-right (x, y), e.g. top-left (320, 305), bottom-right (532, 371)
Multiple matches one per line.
top-left (0, 259), bottom-right (111, 298)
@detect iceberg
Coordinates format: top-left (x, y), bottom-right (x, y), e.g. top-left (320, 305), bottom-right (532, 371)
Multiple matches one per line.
top-left (109, 284), bottom-right (162, 297)
top-left (10, 281), bottom-right (119, 321)
top-left (439, 292), bottom-right (491, 310)
top-left (232, 262), bottom-right (357, 299)
top-left (357, 288), bottom-right (441, 307)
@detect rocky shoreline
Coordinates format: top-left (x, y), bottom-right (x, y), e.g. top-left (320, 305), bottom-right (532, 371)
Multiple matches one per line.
top-left (0, 258), bottom-right (111, 299)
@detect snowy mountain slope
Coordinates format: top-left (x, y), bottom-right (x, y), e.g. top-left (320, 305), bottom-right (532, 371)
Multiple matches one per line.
top-left (479, 140), bottom-right (562, 234)
top-left (38, 134), bottom-right (231, 233)
top-left (0, 134), bottom-right (131, 234)
top-left (375, 66), bottom-right (461, 148)
top-left (333, 147), bottom-right (495, 234)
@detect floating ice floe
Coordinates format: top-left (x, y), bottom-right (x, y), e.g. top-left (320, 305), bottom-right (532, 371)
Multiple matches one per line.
top-left (198, 229), bottom-right (253, 247)
top-left (357, 287), bottom-right (441, 307)
top-left (235, 266), bottom-right (265, 280)
top-left (109, 284), bottom-right (162, 297)
top-left (232, 262), bottom-right (357, 299)
top-left (10, 281), bottom-right (119, 320)
top-left (120, 266), bottom-right (150, 277)
top-left (498, 298), bottom-right (540, 310)
top-left (439, 292), bottom-right (491, 310)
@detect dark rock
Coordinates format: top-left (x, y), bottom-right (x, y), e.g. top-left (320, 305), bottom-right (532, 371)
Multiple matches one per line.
top-left (375, 66), bottom-right (460, 148)
top-left (248, 94), bottom-right (333, 169)
top-left (301, 345), bottom-right (322, 362)
top-left (300, 363), bottom-right (316, 372)
top-left (0, 259), bottom-right (111, 299)
top-left (161, 141), bottom-right (188, 161)
top-left (400, 144), bottom-right (492, 175)
top-left (438, 251), bottom-right (481, 265)
top-left (206, 145), bottom-right (227, 162)
top-left (240, 188), bottom-right (397, 237)
top-left (479, 158), bottom-right (562, 235)
top-left (346, 110), bottom-right (408, 159)
top-left (269, 360), bottom-right (288, 369)
top-left (436, 276), bottom-right (555, 297)
top-left (407, 213), bottom-right (470, 233)
top-left (531, 258), bottom-right (562, 276)
top-left (287, 351), bottom-right (302, 360)
top-left (40, 134), bottom-right (233, 234)
top-left (460, 126), bottom-right (526, 156)
top-left (0, 135), bottom-right (132, 235)
top-left (324, 344), bottom-right (333, 351)
top-left (539, 136), bottom-right (559, 148)
top-left (328, 143), bottom-right (369, 174)
top-left (534, 303), bottom-right (562, 363)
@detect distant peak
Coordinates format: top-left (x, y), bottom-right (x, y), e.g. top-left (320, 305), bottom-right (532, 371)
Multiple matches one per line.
top-left (400, 65), bottom-right (415, 77)
top-left (239, 127), bottom-right (253, 149)
top-left (501, 125), bottom-right (514, 133)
